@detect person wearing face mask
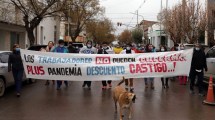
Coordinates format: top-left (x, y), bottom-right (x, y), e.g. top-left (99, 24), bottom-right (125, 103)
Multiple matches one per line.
top-left (8, 44), bottom-right (24, 97)
top-left (189, 43), bottom-right (207, 96)
top-left (98, 42), bottom-right (113, 89)
top-left (178, 44), bottom-right (187, 85)
top-left (120, 43), bottom-right (135, 92)
top-left (79, 40), bottom-right (97, 89)
top-left (45, 41), bottom-right (55, 86)
top-left (159, 45), bottom-right (169, 88)
top-left (113, 43), bottom-right (123, 54)
top-left (144, 44), bottom-right (156, 89)
top-left (52, 39), bottom-right (69, 90)
top-left (68, 42), bottom-right (78, 53)
top-left (171, 44), bottom-right (179, 51)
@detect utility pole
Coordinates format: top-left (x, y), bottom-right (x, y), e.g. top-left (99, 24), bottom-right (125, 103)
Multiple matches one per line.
top-left (160, 0), bottom-right (162, 45)
top-left (205, 0), bottom-right (208, 46)
top-left (166, 0), bottom-right (168, 9)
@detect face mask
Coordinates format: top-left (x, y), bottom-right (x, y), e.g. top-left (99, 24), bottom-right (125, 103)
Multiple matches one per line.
top-left (195, 47), bottom-right (200, 51)
top-left (15, 48), bottom-right (20, 52)
top-left (126, 47), bottom-right (131, 50)
top-left (180, 47), bottom-right (184, 50)
top-left (161, 49), bottom-right (165, 52)
top-left (87, 44), bottom-right (92, 48)
top-left (103, 46), bottom-right (107, 49)
top-left (59, 45), bottom-right (64, 47)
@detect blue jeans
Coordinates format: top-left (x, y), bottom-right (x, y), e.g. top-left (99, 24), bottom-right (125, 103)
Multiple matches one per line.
top-left (57, 81), bottom-right (68, 89)
top-left (12, 69), bottom-right (24, 93)
top-left (144, 78), bottom-right (154, 85)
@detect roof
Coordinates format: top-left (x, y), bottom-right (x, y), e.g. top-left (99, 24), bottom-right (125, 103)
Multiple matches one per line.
top-left (0, 20), bottom-right (24, 27)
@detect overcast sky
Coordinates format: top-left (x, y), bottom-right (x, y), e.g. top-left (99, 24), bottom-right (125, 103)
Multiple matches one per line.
top-left (99, 0), bottom-right (183, 35)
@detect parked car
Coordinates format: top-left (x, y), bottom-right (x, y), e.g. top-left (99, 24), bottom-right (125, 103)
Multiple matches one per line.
top-left (64, 42), bottom-right (84, 52)
top-left (204, 46), bottom-right (215, 87)
top-left (27, 45), bottom-right (47, 51)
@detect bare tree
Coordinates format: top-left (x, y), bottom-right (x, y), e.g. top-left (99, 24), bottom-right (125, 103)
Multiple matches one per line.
top-left (118, 30), bottom-right (132, 44)
top-left (86, 18), bottom-right (115, 44)
top-left (66, 0), bottom-right (104, 40)
top-left (160, 0), bottom-right (207, 44)
top-left (1, 0), bottom-right (68, 46)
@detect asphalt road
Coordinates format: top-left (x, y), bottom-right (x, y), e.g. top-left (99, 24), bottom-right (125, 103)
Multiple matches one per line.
top-left (0, 78), bottom-right (215, 120)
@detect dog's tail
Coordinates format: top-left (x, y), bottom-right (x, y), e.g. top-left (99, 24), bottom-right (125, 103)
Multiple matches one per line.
top-left (117, 76), bottom-right (125, 86)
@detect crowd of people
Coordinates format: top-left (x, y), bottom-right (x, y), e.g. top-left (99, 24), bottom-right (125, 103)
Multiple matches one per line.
top-left (8, 39), bottom-right (207, 97)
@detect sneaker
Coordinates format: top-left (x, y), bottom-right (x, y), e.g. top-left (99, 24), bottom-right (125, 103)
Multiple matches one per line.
top-left (198, 93), bottom-right (205, 97)
top-left (16, 93), bottom-right (21, 97)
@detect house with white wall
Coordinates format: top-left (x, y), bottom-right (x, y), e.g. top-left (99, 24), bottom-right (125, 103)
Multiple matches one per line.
top-left (148, 23), bottom-right (174, 49)
top-left (35, 17), bottom-right (60, 45)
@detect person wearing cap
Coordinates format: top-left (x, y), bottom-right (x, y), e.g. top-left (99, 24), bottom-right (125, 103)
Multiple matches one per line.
top-left (79, 40), bottom-right (97, 89)
top-left (52, 39), bottom-right (69, 90)
top-left (189, 43), bottom-right (207, 96)
top-left (120, 43), bottom-right (135, 92)
top-left (98, 42), bottom-right (113, 89)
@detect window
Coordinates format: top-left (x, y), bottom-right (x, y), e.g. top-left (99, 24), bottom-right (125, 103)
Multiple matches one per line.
top-left (206, 47), bottom-right (215, 58)
top-left (0, 52), bottom-right (10, 63)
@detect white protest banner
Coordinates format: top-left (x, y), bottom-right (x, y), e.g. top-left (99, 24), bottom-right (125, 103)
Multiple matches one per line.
top-left (20, 49), bottom-right (193, 81)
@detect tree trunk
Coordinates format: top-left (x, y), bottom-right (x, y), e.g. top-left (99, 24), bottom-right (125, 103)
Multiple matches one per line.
top-left (27, 28), bottom-right (36, 46)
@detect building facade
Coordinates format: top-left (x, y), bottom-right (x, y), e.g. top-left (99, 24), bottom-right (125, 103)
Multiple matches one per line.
top-left (0, 21), bottom-right (27, 51)
top-left (35, 17), bottom-right (59, 45)
top-left (148, 23), bottom-right (174, 49)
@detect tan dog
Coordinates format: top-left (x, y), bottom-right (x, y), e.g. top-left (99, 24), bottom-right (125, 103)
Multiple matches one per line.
top-left (113, 77), bottom-right (136, 120)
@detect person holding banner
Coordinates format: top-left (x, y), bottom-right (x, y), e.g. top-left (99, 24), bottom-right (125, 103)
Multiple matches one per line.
top-left (189, 43), bottom-right (207, 96)
top-left (52, 40), bottom-right (69, 90)
top-left (113, 43), bottom-right (123, 54)
top-left (178, 44), bottom-right (187, 85)
top-left (120, 43), bottom-right (135, 92)
top-left (8, 44), bottom-right (24, 97)
top-left (159, 45), bottom-right (169, 88)
top-left (79, 40), bottom-right (97, 89)
top-left (144, 44), bottom-right (156, 89)
top-left (98, 42), bottom-right (113, 89)
top-left (45, 41), bottom-right (55, 86)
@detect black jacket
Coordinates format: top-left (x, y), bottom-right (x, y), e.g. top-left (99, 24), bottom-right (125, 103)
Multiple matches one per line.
top-left (98, 48), bottom-right (109, 54)
top-left (68, 46), bottom-right (78, 53)
top-left (190, 49), bottom-right (207, 71)
top-left (8, 51), bottom-right (24, 71)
